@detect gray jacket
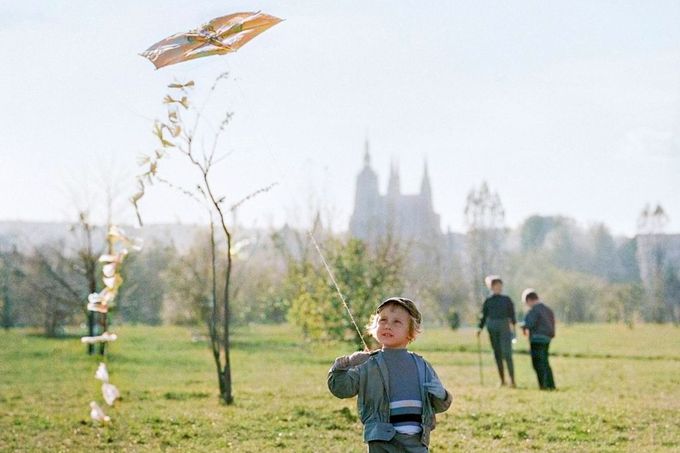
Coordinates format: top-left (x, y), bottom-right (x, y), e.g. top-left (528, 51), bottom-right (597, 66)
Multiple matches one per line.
top-left (327, 350), bottom-right (452, 446)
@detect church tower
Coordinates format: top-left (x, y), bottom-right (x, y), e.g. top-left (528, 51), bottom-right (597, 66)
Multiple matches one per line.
top-left (420, 160), bottom-right (432, 208)
top-left (349, 139), bottom-right (381, 241)
top-left (356, 139), bottom-right (379, 199)
top-left (387, 161), bottom-right (401, 198)
top-left (349, 146), bottom-right (442, 244)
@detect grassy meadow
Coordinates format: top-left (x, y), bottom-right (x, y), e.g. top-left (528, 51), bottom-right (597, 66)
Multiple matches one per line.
top-left (1, 323), bottom-right (679, 452)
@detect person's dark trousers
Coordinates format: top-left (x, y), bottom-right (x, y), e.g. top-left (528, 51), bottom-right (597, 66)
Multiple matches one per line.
top-left (530, 341), bottom-right (555, 389)
top-left (487, 320), bottom-right (514, 383)
top-left (368, 433), bottom-right (428, 452)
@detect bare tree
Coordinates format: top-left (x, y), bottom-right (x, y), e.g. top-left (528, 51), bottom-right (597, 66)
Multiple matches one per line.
top-left (69, 211), bottom-right (104, 353)
top-left (464, 181), bottom-right (506, 304)
top-left (17, 245), bottom-right (85, 337)
top-left (133, 76), bottom-right (275, 404)
top-left (0, 224), bottom-right (99, 336)
top-left (636, 204), bottom-right (673, 322)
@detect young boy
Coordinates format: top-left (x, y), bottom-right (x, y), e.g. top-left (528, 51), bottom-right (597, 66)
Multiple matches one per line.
top-left (521, 288), bottom-right (556, 390)
top-left (328, 297), bottom-right (452, 452)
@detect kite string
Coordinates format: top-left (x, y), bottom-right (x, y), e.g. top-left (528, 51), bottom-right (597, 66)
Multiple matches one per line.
top-left (223, 62), bottom-right (367, 350)
top-left (308, 231), bottom-right (369, 351)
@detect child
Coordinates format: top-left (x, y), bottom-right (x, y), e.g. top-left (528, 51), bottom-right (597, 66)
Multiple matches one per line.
top-left (521, 288), bottom-right (556, 390)
top-left (328, 297), bottom-right (452, 452)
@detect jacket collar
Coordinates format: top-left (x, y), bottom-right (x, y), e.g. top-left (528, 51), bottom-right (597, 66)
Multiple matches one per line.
top-left (374, 351), bottom-right (390, 396)
top-left (413, 352), bottom-right (427, 403)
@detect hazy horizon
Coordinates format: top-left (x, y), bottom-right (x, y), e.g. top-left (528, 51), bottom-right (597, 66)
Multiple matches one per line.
top-left (2, 1), bottom-right (679, 236)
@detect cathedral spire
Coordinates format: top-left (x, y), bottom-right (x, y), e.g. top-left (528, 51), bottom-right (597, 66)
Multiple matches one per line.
top-left (364, 138), bottom-right (371, 166)
top-left (420, 159), bottom-right (432, 204)
top-left (312, 209), bottom-right (323, 233)
top-left (388, 160), bottom-right (401, 196)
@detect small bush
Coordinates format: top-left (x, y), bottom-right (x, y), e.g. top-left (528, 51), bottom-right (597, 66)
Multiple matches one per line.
top-left (447, 308), bottom-right (461, 330)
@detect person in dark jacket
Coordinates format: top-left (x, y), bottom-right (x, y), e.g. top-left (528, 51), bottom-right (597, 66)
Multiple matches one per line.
top-left (477, 276), bottom-right (516, 388)
top-left (521, 288), bottom-right (556, 390)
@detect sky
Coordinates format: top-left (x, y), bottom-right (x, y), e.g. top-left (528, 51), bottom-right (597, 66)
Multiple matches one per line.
top-left (1, 0), bottom-right (679, 236)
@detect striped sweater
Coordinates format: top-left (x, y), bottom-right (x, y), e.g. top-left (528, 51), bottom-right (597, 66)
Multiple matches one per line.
top-left (382, 348), bottom-right (422, 435)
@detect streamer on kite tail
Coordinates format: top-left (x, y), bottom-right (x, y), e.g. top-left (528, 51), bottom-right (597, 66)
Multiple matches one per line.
top-left (308, 231), bottom-right (369, 351)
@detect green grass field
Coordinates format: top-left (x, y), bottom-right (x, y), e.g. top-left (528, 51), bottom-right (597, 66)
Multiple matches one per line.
top-left (1, 323), bottom-right (679, 452)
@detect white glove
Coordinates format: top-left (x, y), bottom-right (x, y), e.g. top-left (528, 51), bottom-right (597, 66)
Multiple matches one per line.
top-left (331, 351), bottom-right (371, 370)
top-left (424, 380), bottom-right (447, 400)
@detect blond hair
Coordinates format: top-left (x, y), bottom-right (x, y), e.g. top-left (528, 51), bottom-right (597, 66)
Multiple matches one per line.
top-left (366, 301), bottom-right (423, 342)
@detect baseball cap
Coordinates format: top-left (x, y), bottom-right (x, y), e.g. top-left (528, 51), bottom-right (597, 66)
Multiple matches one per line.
top-left (376, 297), bottom-right (422, 324)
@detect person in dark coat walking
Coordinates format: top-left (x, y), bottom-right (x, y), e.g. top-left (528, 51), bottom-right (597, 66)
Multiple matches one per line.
top-left (477, 276), bottom-right (516, 388)
top-left (521, 288), bottom-right (556, 390)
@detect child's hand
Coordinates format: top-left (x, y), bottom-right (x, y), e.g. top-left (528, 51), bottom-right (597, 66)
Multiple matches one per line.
top-left (424, 380), bottom-right (447, 400)
top-left (331, 351), bottom-right (371, 370)
top-left (347, 351), bottom-right (371, 366)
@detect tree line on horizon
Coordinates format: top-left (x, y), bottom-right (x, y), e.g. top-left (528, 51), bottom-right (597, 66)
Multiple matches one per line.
top-left (1, 194), bottom-right (678, 339)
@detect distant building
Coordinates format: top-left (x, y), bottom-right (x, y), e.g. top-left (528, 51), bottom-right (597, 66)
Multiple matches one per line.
top-left (349, 140), bottom-right (442, 246)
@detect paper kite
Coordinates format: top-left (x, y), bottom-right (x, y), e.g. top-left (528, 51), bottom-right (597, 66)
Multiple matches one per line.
top-left (140, 11), bottom-right (283, 69)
